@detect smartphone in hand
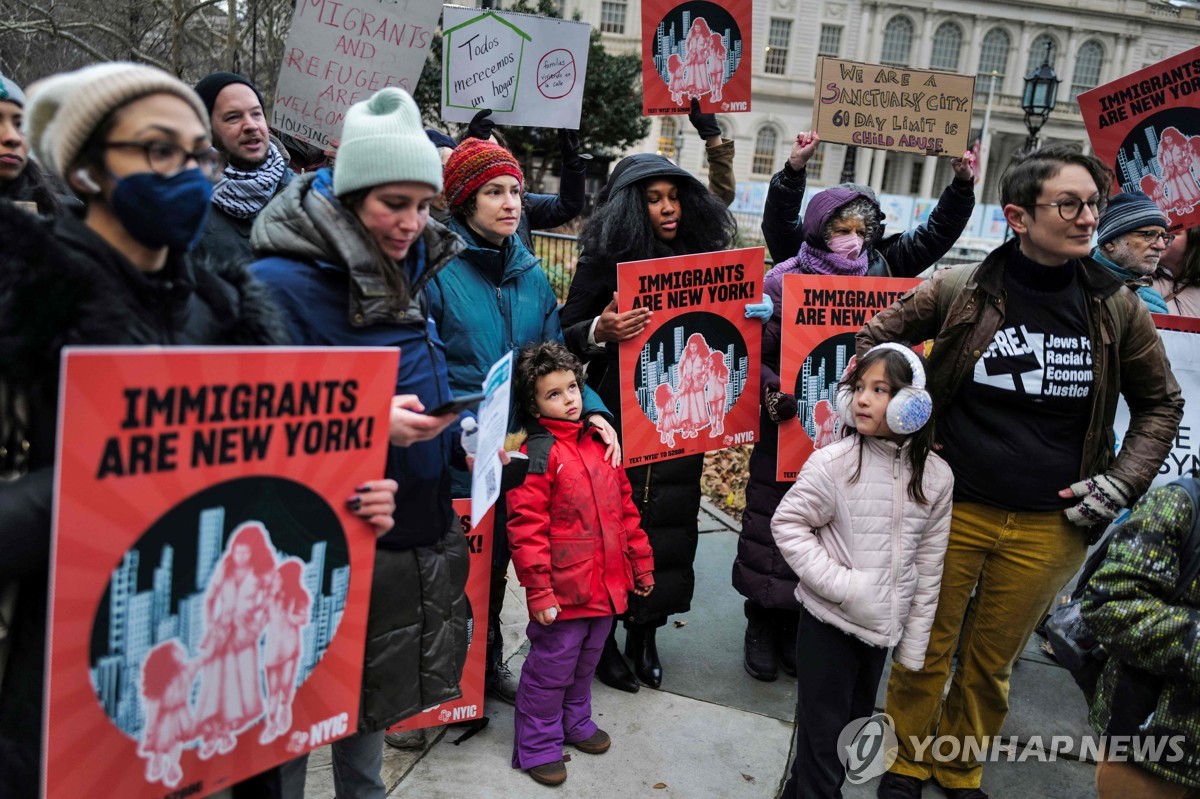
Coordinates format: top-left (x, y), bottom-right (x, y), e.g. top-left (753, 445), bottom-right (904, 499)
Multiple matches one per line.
top-left (424, 392), bottom-right (486, 416)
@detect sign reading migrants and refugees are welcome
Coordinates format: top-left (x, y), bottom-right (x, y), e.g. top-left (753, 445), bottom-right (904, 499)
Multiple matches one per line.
top-left (44, 347), bottom-right (396, 799)
top-left (273, 0), bottom-right (442, 148)
top-left (617, 248), bottom-right (763, 466)
top-left (813, 57), bottom-right (974, 156)
top-left (1077, 44), bottom-right (1200, 233)
top-left (441, 5), bottom-right (591, 129)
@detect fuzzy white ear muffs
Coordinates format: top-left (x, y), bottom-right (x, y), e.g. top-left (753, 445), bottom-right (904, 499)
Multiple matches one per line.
top-left (835, 356), bottom-right (858, 431)
top-left (873, 343), bottom-right (932, 435)
top-left (837, 345), bottom-right (932, 435)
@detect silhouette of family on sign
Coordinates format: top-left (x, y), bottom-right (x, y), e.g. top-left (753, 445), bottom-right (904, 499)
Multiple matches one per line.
top-left (666, 17), bottom-right (730, 105)
top-left (137, 522), bottom-right (312, 788)
top-left (654, 333), bottom-right (731, 447)
top-left (1140, 126), bottom-right (1200, 215)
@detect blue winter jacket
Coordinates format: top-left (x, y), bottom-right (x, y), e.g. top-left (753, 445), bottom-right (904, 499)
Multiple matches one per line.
top-left (428, 218), bottom-right (607, 496)
top-left (248, 169), bottom-right (465, 550)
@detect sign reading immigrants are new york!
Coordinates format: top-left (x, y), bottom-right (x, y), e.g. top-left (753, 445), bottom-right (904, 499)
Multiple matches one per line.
top-left (776, 275), bottom-right (919, 481)
top-left (44, 347), bottom-right (396, 799)
top-left (272, 0), bottom-right (442, 148)
top-left (812, 57), bottom-right (975, 157)
top-left (1076, 45), bottom-right (1200, 233)
top-left (617, 248), bottom-right (764, 467)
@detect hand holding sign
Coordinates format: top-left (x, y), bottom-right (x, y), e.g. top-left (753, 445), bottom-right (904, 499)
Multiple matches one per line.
top-left (595, 292), bottom-right (653, 343)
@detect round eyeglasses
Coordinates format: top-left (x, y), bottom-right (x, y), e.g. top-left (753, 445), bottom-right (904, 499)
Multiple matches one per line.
top-left (1027, 196), bottom-right (1107, 221)
top-left (1127, 230), bottom-right (1176, 246)
top-left (103, 140), bottom-right (221, 180)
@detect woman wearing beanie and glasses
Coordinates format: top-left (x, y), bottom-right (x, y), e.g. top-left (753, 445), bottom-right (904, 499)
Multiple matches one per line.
top-left (429, 137), bottom-right (619, 706)
top-left (248, 87), bottom-right (469, 799)
top-left (0, 63), bottom-right (397, 799)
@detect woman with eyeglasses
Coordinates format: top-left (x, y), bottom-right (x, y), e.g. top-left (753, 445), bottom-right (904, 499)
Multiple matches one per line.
top-left (1153, 226), bottom-right (1200, 318)
top-left (0, 64), bottom-right (396, 799)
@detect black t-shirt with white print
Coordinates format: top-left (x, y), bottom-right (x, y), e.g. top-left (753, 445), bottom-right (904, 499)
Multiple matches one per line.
top-left (938, 250), bottom-right (1094, 511)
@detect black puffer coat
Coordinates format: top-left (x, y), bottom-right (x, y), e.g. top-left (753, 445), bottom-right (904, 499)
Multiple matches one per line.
top-left (561, 247), bottom-right (702, 626)
top-left (0, 202), bottom-right (288, 797)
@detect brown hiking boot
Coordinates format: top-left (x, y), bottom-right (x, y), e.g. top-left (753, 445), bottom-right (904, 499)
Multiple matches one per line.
top-left (528, 760), bottom-right (567, 786)
top-left (570, 729), bottom-right (611, 754)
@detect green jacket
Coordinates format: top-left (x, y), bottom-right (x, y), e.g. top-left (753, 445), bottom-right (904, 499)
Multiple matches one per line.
top-left (1081, 484), bottom-right (1200, 788)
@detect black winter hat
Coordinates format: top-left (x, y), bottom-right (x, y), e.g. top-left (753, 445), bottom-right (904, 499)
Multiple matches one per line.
top-left (193, 72), bottom-right (264, 117)
top-left (600, 153), bottom-right (706, 204)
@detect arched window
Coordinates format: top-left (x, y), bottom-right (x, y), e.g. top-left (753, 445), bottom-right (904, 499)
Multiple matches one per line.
top-left (657, 117), bottom-right (679, 160)
top-left (752, 127), bottom-right (779, 175)
top-left (880, 16), bottom-right (914, 67)
top-left (1071, 41), bottom-right (1105, 100)
top-left (930, 22), bottom-right (963, 72)
top-left (1026, 33), bottom-right (1057, 77)
top-left (978, 28), bottom-right (1010, 80)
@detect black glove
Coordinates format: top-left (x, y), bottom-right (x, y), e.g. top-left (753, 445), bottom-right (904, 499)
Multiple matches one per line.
top-left (558, 129), bottom-right (583, 172)
top-left (464, 109), bottom-right (495, 142)
top-left (688, 98), bottom-right (721, 140)
top-left (764, 384), bottom-right (798, 423)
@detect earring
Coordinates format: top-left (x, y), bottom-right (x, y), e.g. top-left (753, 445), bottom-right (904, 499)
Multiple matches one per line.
top-left (73, 168), bottom-right (100, 194)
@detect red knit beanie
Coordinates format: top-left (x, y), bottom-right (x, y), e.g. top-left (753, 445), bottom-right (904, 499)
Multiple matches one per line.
top-left (442, 138), bottom-right (524, 213)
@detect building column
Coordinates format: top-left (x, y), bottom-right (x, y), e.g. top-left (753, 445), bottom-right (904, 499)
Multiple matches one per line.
top-left (870, 148), bottom-right (887, 189)
top-left (975, 128), bottom-right (994, 204)
top-left (919, 155), bottom-right (938, 198)
top-left (966, 17), bottom-right (985, 75)
top-left (1011, 23), bottom-right (1034, 95)
top-left (916, 12), bottom-right (935, 69)
top-left (861, 4), bottom-right (878, 62)
top-left (856, 147), bottom-right (875, 185)
top-left (1113, 35), bottom-right (1130, 83)
top-left (1058, 30), bottom-right (1081, 105)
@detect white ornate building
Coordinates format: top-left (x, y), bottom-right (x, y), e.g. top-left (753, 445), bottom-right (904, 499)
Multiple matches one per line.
top-left (562, 0), bottom-right (1200, 221)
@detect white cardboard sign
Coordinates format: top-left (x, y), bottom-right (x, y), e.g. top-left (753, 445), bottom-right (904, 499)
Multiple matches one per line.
top-left (441, 5), bottom-right (590, 129)
top-left (273, 0), bottom-right (442, 148)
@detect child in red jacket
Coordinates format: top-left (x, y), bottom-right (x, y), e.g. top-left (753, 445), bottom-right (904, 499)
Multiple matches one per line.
top-left (506, 342), bottom-right (655, 786)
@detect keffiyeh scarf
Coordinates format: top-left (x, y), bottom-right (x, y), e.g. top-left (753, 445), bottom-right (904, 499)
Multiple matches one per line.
top-left (210, 143), bottom-right (288, 220)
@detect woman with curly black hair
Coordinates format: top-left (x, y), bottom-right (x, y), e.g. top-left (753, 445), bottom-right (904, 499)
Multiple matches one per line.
top-left (559, 153), bottom-right (739, 692)
top-left (1152, 226), bottom-right (1200, 317)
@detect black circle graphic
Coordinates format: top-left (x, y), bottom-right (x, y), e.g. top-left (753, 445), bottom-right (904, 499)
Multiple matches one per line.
top-left (651, 1), bottom-right (743, 90)
top-left (792, 332), bottom-right (857, 441)
top-left (88, 476), bottom-right (349, 737)
top-left (634, 311), bottom-right (748, 427)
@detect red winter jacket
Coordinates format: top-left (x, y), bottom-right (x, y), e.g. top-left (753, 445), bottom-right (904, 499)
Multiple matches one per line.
top-left (506, 417), bottom-right (654, 620)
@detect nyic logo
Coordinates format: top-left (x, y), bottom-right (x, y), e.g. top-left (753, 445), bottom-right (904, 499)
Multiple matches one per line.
top-left (838, 713), bottom-right (899, 784)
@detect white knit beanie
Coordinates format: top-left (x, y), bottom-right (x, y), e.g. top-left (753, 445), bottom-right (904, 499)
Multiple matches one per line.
top-left (24, 62), bottom-right (210, 181)
top-left (333, 87), bottom-right (443, 197)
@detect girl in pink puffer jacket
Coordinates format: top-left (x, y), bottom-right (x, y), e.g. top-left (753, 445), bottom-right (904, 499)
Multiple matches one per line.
top-left (771, 343), bottom-right (954, 799)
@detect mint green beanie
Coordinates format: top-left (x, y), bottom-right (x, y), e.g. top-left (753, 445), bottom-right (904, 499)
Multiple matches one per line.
top-left (333, 88), bottom-right (442, 197)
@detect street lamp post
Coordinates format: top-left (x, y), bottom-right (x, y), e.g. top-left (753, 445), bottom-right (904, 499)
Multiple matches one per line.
top-left (1021, 42), bottom-right (1060, 153)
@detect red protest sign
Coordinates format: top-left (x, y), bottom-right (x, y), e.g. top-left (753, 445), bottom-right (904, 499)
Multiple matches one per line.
top-left (776, 275), bottom-right (919, 481)
top-left (641, 0), bottom-right (752, 116)
top-left (45, 347), bottom-right (396, 798)
top-left (618, 248), bottom-right (763, 466)
top-left (1077, 45), bottom-right (1200, 231)
top-left (388, 498), bottom-right (491, 732)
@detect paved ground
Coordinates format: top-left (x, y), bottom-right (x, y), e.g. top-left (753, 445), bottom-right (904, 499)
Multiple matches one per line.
top-left (301, 499), bottom-right (1100, 799)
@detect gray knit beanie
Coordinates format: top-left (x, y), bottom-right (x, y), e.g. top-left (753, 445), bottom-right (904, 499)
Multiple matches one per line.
top-left (24, 62), bottom-right (209, 180)
top-left (333, 88), bottom-right (442, 197)
top-left (0, 73), bottom-right (24, 108)
top-left (1097, 191), bottom-right (1169, 246)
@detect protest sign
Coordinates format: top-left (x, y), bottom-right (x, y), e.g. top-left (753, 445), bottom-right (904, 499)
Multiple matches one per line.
top-left (813, 57), bottom-right (974, 156)
top-left (641, 0), bottom-right (752, 116)
top-left (1115, 315), bottom-right (1200, 488)
top-left (776, 275), bottom-right (919, 481)
top-left (389, 499), bottom-right (491, 732)
top-left (441, 5), bottom-right (591, 129)
top-left (618, 248), bottom-right (763, 466)
top-left (272, 0), bottom-right (440, 148)
top-left (1077, 45), bottom-right (1200, 232)
top-left (44, 347), bottom-right (396, 798)
top-left (472, 351), bottom-right (513, 523)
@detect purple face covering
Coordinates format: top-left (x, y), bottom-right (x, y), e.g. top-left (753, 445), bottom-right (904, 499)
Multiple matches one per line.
top-left (826, 233), bottom-right (864, 261)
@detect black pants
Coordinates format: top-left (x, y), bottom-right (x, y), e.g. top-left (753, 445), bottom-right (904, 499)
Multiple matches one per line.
top-left (782, 607), bottom-right (888, 799)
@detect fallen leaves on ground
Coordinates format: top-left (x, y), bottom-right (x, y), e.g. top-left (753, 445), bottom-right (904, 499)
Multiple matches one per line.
top-left (741, 772), bottom-right (756, 783)
top-left (653, 783), bottom-right (668, 789)
top-left (701, 445), bottom-right (752, 521)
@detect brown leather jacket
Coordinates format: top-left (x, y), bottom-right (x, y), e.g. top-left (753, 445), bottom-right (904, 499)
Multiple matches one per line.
top-left (857, 239), bottom-right (1184, 498)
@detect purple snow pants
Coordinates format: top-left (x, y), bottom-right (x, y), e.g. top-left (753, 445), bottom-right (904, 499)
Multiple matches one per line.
top-left (511, 615), bottom-right (612, 770)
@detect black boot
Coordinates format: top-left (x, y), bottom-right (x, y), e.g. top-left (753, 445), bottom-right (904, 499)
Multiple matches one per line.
top-left (743, 600), bottom-right (779, 681)
top-left (775, 608), bottom-right (799, 678)
top-left (595, 626), bottom-right (639, 693)
top-left (625, 624), bottom-right (663, 688)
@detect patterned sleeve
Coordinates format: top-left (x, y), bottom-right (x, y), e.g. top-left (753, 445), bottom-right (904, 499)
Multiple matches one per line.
top-left (1080, 485), bottom-right (1200, 686)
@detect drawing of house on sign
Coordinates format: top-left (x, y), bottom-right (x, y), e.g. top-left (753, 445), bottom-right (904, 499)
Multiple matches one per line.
top-left (444, 12), bottom-right (531, 114)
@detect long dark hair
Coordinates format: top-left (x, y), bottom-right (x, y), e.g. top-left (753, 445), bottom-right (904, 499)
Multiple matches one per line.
top-left (839, 347), bottom-right (935, 504)
top-left (1157, 227), bottom-right (1200, 294)
top-left (577, 174), bottom-right (735, 266)
top-left (0, 157), bottom-right (64, 216)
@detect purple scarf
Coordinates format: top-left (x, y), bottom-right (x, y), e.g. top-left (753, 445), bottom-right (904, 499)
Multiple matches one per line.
top-left (796, 242), bottom-right (868, 276)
